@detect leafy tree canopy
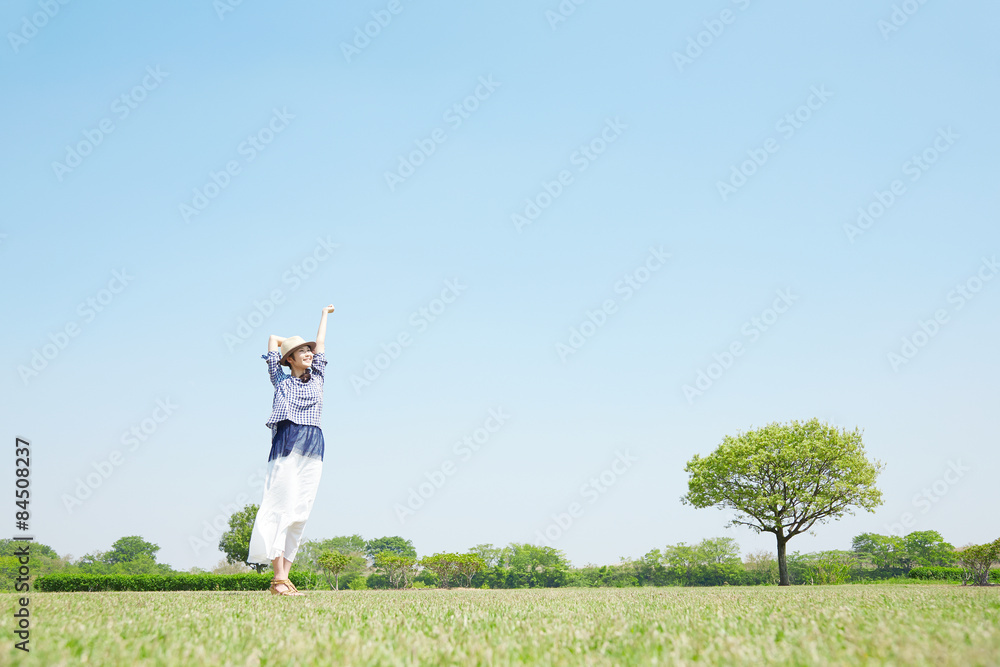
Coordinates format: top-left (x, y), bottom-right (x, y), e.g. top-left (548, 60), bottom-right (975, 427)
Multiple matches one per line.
top-left (851, 530), bottom-right (955, 570)
top-left (107, 536), bottom-right (160, 564)
top-left (0, 539), bottom-right (60, 560)
top-left (469, 543), bottom-right (503, 569)
top-left (683, 418), bottom-right (884, 585)
top-left (904, 530), bottom-right (955, 568)
top-left (317, 550), bottom-right (357, 590)
top-left (365, 536), bottom-right (416, 562)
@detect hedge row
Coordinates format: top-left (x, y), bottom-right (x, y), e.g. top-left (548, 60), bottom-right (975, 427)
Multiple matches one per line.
top-left (34, 572), bottom-right (313, 592)
top-left (33, 567), bottom-right (998, 591)
top-left (907, 566), bottom-right (1000, 583)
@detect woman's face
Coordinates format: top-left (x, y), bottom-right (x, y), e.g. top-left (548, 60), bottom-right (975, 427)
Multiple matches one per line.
top-left (290, 346), bottom-right (313, 368)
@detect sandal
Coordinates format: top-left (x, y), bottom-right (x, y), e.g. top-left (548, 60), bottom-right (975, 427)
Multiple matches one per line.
top-left (269, 578), bottom-right (303, 596)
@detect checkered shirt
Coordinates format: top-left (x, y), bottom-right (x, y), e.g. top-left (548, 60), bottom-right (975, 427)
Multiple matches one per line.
top-left (262, 350), bottom-right (327, 429)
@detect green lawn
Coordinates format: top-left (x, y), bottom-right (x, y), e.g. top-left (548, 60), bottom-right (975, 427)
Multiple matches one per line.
top-left (4, 585), bottom-right (999, 665)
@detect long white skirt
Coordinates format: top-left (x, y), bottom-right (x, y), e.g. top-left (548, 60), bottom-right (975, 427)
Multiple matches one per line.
top-left (248, 420), bottom-right (324, 564)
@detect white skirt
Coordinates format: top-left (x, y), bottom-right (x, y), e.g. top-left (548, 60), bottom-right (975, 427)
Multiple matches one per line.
top-left (248, 420), bottom-right (324, 564)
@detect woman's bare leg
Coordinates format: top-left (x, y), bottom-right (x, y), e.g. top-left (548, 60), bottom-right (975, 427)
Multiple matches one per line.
top-left (271, 555), bottom-right (290, 593)
top-left (271, 555), bottom-right (301, 594)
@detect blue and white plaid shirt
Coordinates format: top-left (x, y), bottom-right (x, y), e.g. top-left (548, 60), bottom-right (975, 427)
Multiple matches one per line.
top-left (262, 350), bottom-right (327, 429)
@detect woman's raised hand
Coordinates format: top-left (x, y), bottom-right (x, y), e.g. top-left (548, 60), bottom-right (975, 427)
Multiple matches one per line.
top-left (322, 304), bottom-right (335, 314)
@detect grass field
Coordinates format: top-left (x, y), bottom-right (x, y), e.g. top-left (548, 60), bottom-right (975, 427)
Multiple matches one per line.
top-left (3, 585), bottom-right (999, 666)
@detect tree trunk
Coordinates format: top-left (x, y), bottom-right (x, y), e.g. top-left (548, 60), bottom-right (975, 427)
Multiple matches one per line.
top-left (335, 573), bottom-right (339, 591)
top-left (776, 536), bottom-right (789, 586)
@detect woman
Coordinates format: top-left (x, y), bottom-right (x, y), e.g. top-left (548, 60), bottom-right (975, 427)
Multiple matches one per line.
top-left (248, 304), bottom-right (334, 596)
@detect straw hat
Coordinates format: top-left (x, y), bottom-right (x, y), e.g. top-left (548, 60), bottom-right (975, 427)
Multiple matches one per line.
top-left (279, 336), bottom-right (316, 367)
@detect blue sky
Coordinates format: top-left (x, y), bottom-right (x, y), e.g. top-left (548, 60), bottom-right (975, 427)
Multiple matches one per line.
top-left (2, 0), bottom-right (998, 571)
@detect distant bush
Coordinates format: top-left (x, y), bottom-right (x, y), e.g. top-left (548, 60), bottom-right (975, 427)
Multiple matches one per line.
top-left (336, 571), bottom-right (365, 590)
top-left (414, 568), bottom-right (439, 588)
top-left (845, 568), bottom-right (908, 583)
top-left (566, 564), bottom-right (639, 588)
top-left (563, 562), bottom-right (776, 588)
top-left (907, 566), bottom-right (962, 581)
top-left (908, 566), bottom-right (1000, 583)
top-left (287, 570), bottom-right (322, 590)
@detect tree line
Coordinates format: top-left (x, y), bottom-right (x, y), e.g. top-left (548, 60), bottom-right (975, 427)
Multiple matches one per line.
top-left (214, 524), bottom-right (997, 590)
top-left (5, 529), bottom-right (996, 592)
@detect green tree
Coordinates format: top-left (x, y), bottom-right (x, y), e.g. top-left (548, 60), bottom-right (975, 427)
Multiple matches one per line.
top-left (851, 530), bottom-right (954, 571)
top-left (296, 535), bottom-right (367, 575)
top-left (657, 538), bottom-right (740, 585)
top-left (455, 554), bottom-right (487, 587)
top-left (0, 540), bottom-right (67, 591)
top-left (68, 544), bottom-right (173, 576)
top-left (325, 535), bottom-right (367, 554)
top-left (218, 504), bottom-right (268, 573)
top-left (698, 537), bottom-right (741, 564)
top-left (419, 553), bottom-right (462, 588)
top-left (374, 550), bottom-right (417, 588)
top-left (956, 538), bottom-right (1000, 586)
top-left (107, 536), bottom-right (160, 564)
top-left (682, 419), bottom-right (885, 586)
top-left (109, 554), bottom-right (171, 575)
top-left (317, 551), bottom-right (353, 590)
top-left (73, 550), bottom-right (111, 574)
top-left (506, 543), bottom-right (570, 587)
top-left (636, 549), bottom-right (670, 586)
top-left (469, 543), bottom-right (503, 569)
top-left (851, 532), bottom-right (906, 570)
top-left (661, 542), bottom-right (701, 585)
top-left (0, 540), bottom-right (60, 560)
top-left (365, 537), bottom-right (416, 563)
top-left (903, 531), bottom-right (955, 568)
top-left (743, 548), bottom-right (779, 584)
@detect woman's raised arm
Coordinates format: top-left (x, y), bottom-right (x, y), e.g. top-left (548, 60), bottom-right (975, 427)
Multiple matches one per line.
top-left (314, 305), bottom-right (334, 354)
top-left (268, 335), bottom-right (287, 353)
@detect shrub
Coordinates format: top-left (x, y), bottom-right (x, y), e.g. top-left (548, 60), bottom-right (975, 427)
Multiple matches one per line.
top-left (33, 572), bottom-right (314, 592)
top-left (846, 568), bottom-right (907, 583)
top-left (337, 572), bottom-right (365, 590)
top-left (908, 566), bottom-right (963, 581)
top-left (414, 568), bottom-right (439, 588)
top-left (909, 565), bottom-right (1000, 583)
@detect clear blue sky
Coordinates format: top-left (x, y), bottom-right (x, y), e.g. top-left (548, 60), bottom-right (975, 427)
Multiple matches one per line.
top-left (2, 0), bottom-right (998, 571)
